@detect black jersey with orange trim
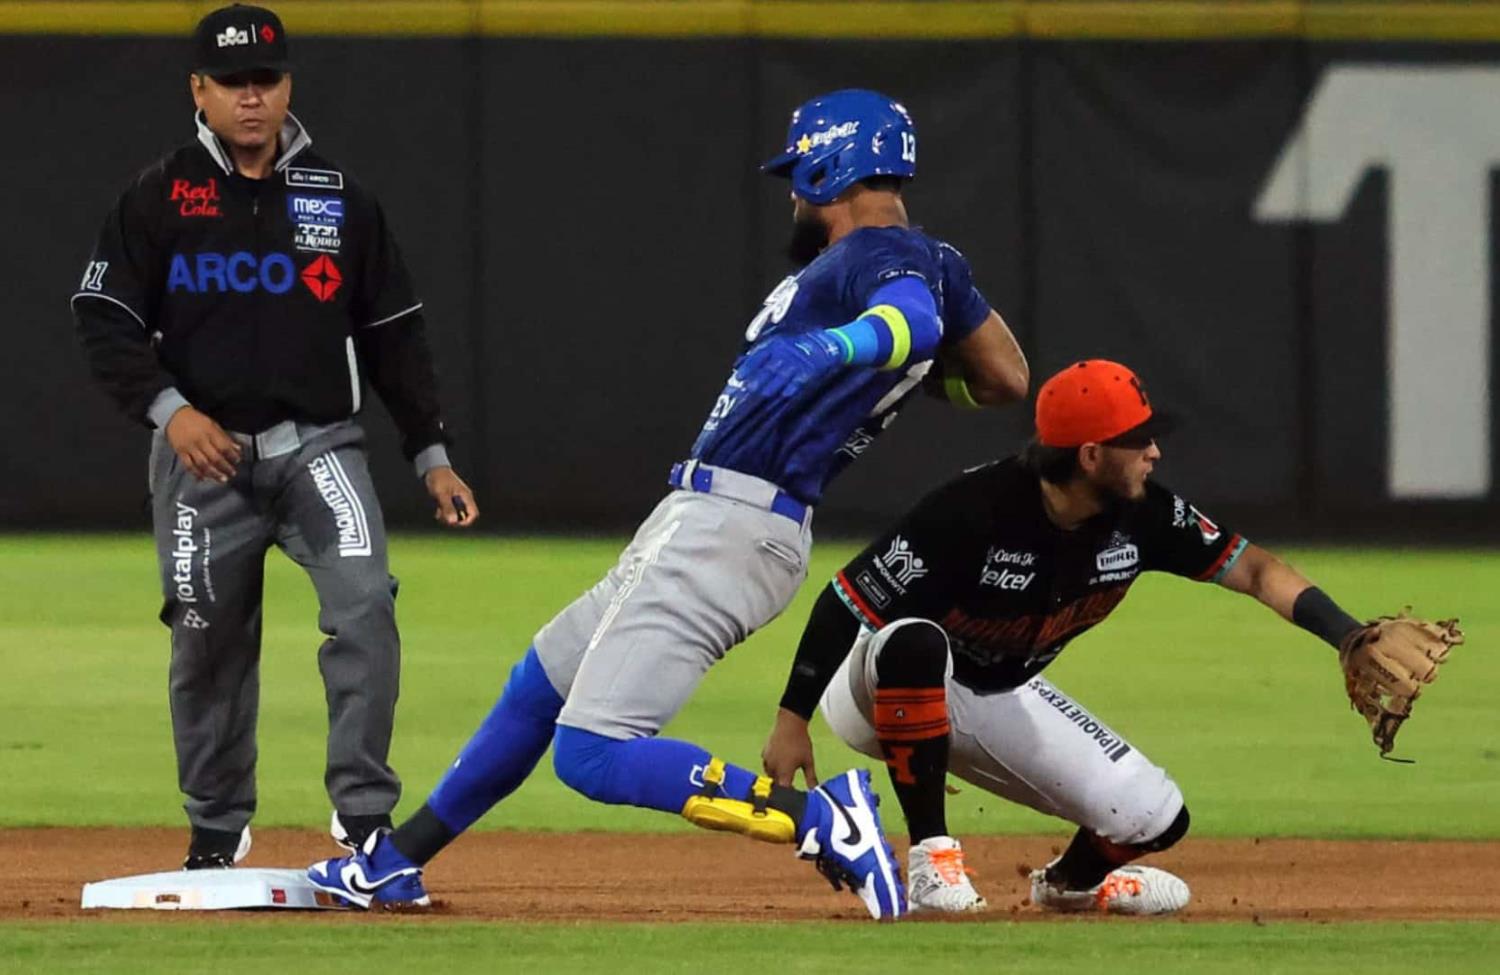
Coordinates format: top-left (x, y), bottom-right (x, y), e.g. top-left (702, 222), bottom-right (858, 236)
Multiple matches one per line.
top-left (831, 457), bottom-right (1247, 693)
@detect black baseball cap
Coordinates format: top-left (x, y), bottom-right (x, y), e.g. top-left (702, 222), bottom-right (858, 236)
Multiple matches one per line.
top-left (192, 4), bottom-right (292, 77)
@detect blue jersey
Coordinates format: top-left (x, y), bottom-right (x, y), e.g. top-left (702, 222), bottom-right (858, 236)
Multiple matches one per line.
top-left (690, 226), bottom-right (992, 504)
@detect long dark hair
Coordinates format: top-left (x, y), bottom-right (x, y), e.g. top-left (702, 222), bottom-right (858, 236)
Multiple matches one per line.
top-left (1018, 437), bottom-right (1081, 485)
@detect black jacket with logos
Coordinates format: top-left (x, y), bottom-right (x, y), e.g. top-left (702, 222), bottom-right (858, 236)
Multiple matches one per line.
top-left (71, 112), bottom-right (448, 460)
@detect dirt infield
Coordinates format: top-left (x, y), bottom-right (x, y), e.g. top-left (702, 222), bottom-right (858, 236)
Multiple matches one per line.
top-left (4, 828), bottom-right (1498, 923)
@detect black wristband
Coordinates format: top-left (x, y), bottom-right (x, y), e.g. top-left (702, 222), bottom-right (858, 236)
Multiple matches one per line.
top-left (1292, 586), bottom-right (1363, 650)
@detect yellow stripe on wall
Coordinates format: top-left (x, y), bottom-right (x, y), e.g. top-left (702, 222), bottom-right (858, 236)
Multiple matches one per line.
top-left (1304, 4), bottom-right (1500, 42)
top-left (3, 1), bottom-right (1500, 42)
top-left (1024, 2), bottom-right (1293, 40)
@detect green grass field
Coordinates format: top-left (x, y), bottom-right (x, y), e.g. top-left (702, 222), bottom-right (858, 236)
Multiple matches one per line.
top-left (2, 534), bottom-right (1497, 971)
top-left (7, 919), bottom-right (1500, 974)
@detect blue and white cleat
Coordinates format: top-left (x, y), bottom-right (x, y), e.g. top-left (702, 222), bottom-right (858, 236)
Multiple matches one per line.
top-left (796, 768), bottom-right (907, 919)
top-left (307, 829), bottom-right (431, 910)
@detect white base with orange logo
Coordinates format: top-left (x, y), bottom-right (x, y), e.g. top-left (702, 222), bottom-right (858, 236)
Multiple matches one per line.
top-left (81, 868), bottom-right (344, 911)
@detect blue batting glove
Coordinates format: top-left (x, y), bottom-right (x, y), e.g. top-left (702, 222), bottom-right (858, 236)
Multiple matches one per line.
top-left (744, 331), bottom-right (848, 399)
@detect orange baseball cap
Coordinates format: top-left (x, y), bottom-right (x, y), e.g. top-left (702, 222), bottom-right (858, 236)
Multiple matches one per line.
top-left (1035, 360), bottom-right (1171, 448)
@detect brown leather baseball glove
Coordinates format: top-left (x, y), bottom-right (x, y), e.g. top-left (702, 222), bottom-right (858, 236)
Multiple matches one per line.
top-left (1338, 611), bottom-right (1463, 757)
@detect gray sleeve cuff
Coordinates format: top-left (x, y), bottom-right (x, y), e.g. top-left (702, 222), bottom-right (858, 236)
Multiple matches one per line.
top-left (147, 387), bottom-right (191, 430)
top-left (414, 444), bottom-right (452, 479)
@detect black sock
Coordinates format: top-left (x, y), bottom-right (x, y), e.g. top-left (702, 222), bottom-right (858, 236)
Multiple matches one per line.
top-left (389, 803), bottom-right (455, 866)
top-left (336, 812), bottom-right (392, 850)
top-left (767, 784), bottom-right (807, 826)
top-left (1045, 827), bottom-right (1119, 890)
top-left (878, 729), bottom-right (950, 844)
top-left (871, 622), bottom-right (952, 845)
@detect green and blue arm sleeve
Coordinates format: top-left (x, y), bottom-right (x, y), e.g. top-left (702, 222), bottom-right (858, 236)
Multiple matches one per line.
top-left (824, 276), bottom-right (942, 370)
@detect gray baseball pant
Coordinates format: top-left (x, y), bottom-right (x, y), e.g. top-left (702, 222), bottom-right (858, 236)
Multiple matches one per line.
top-left (150, 418), bottom-right (401, 832)
top-left (536, 471), bottom-right (812, 739)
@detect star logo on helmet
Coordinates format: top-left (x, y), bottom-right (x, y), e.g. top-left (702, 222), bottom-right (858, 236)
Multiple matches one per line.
top-left (796, 133), bottom-right (813, 154)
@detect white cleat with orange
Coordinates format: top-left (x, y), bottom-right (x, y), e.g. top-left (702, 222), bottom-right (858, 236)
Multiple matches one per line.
top-left (907, 836), bottom-right (987, 913)
top-left (1029, 864), bottom-right (1190, 916)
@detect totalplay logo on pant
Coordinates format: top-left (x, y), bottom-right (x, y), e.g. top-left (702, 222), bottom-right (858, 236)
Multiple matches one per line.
top-left (172, 501), bottom-right (199, 603)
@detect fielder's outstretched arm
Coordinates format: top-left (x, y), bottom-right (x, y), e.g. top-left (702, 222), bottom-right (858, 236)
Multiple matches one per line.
top-left (1214, 539), bottom-right (1461, 759)
top-left (1216, 543), bottom-right (1363, 649)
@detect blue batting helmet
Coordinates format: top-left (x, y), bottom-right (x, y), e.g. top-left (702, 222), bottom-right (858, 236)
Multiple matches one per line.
top-left (762, 89), bottom-right (916, 206)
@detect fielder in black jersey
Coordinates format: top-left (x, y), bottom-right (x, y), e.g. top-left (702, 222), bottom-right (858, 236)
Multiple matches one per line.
top-left (820, 459), bottom-right (1246, 695)
top-left (764, 360), bottom-right (1371, 915)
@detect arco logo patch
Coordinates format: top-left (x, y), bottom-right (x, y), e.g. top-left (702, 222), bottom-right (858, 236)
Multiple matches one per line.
top-left (167, 252), bottom-right (294, 294)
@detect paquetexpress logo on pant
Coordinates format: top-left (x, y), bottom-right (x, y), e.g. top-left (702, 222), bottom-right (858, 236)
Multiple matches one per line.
top-left (307, 453), bottom-right (372, 557)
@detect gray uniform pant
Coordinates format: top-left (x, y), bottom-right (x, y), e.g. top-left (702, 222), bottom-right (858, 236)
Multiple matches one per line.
top-left (536, 475), bottom-right (812, 739)
top-left (150, 418), bottom-right (401, 832)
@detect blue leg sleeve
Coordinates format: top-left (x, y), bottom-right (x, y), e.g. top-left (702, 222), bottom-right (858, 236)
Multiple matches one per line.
top-left (552, 725), bottom-right (758, 814)
top-left (425, 647), bottom-right (564, 833)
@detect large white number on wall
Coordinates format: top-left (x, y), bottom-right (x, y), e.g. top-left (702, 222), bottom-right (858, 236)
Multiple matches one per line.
top-left (1255, 66), bottom-right (1498, 499)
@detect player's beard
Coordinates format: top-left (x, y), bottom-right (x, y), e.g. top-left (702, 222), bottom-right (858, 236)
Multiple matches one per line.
top-left (1089, 458), bottom-right (1148, 508)
top-left (1100, 471), bottom-right (1149, 506)
top-left (785, 210), bottom-right (830, 268)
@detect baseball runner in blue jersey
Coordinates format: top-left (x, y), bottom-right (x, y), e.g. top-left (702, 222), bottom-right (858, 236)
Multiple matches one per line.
top-left (309, 89), bottom-right (1029, 918)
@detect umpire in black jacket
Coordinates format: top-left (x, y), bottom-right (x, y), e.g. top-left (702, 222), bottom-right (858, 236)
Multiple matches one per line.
top-left (70, 4), bottom-right (479, 869)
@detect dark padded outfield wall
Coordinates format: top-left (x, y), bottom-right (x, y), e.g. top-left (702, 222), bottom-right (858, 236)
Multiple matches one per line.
top-left (3, 1), bottom-right (1497, 537)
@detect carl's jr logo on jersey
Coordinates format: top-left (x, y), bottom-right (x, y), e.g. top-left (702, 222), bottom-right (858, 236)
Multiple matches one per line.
top-left (981, 547), bottom-right (1036, 590)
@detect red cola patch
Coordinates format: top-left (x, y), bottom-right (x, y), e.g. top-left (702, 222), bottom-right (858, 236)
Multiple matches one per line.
top-left (170, 178), bottom-right (222, 218)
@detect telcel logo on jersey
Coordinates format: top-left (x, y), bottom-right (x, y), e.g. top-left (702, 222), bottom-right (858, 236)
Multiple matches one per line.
top-left (167, 252), bottom-right (296, 294)
top-left (981, 566), bottom-right (1035, 591)
top-left (170, 179), bottom-right (222, 218)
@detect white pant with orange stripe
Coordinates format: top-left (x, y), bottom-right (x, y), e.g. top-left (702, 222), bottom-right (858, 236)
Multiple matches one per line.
top-left (819, 619), bottom-right (1183, 846)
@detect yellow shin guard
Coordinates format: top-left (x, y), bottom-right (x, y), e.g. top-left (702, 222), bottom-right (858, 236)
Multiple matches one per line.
top-left (680, 758), bottom-right (796, 844)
